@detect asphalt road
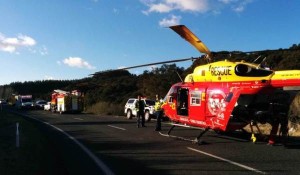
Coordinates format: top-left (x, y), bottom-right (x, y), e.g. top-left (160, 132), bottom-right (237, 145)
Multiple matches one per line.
top-left (10, 109), bottom-right (300, 175)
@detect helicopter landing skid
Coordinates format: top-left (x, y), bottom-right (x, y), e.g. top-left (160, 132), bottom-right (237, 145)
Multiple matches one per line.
top-left (159, 124), bottom-right (209, 145)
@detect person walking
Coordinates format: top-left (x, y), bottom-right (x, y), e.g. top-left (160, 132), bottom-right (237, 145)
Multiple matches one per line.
top-left (136, 95), bottom-right (146, 128)
top-left (154, 94), bottom-right (163, 131)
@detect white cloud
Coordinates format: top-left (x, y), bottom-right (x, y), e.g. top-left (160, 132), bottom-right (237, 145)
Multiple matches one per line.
top-left (141, 0), bottom-right (209, 14)
top-left (233, 5), bottom-right (244, 12)
top-left (141, 0), bottom-right (253, 15)
top-left (28, 45), bottom-right (48, 56)
top-left (218, 0), bottom-right (252, 13)
top-left (219, 0), bottom-right (237, 4)
top-left (232, 0), bottom-right (253, 13)
top-left (167, 0), bottom-right (209, 12)
top-left (159, 15), bottom-right (181, 27)
top-left (0, 33), bottom-right (36, 53)
top-left (18, 35), bottom-right (36, 46)
top-left (40, 46), bottom-right (48, 55)
top-left (143, 3), bottom-right (173, 15)
top-left (44, 75), bottom-right (54, 80)
top-left (62, 57), bottom-right (96, 70)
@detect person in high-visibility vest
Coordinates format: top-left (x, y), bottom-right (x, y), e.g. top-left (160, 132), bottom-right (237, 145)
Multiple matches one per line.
top-left (154, 94), bottom-right (164, 131)
top-left (136, 95), bottom-right (145, 128)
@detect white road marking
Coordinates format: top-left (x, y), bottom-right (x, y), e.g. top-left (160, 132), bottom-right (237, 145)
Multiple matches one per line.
top-left (187, 147), bottom-right (266, 174)
top-left (74, 118), bottom-right (84, 121)
top-left (14, 112), bottom-right (114, 175)
top-left (107, 125), bottom-right (126, 131)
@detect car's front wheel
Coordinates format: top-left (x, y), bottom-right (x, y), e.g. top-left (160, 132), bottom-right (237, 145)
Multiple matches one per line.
top-left (126, 110), bottom-right (132, 119)
top-left (145, 111), bottom-right (151, 122)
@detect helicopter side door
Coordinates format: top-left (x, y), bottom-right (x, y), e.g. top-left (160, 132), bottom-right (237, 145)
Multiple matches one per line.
top-left (177, 88), bottom-right (189, 116)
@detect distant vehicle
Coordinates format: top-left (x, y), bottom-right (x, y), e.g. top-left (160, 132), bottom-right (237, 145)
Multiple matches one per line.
top-left (50, 89), bottom-right (83, 114)
top-left (15, 95), bottom-right (34, 109)
top-left (124, 98), bottom-right (155, 121)
top-left (44, 102), bottom-right (51, 111)
top-left (0, 99), bottom-right (7, 105)
top-left (35, 100), bottom-right (47, 109)
top-left (8, 95), bottom-right (18, 106)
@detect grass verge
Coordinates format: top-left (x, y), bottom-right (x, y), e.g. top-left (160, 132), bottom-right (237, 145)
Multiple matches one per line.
top-left (85, 101), bottom-right (124, 116)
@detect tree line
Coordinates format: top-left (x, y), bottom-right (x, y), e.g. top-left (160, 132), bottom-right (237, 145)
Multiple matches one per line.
top-left (0, 44), bottom-right (300, 115)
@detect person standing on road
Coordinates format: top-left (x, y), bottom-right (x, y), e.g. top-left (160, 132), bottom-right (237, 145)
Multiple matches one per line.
top-left (136, 95), bottom-right (146, 128)
top-left (268, 91), bottom-right (290, 145)
top-left (154, 94), bottom-right (163, 131)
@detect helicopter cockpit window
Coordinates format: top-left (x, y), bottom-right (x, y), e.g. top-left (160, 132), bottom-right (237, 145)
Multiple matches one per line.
top-left (168, 96), bottom-right (173, 103)
top-left (235, 64), bottom-right (273, 77)
top-left (166, 86), bottom-right (177, 103)
top-left (190, 91), bottom-right (201, 106)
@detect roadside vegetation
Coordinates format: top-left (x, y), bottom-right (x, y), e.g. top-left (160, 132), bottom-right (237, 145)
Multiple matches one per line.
top-left (1, 44), bottom-right (300, 117)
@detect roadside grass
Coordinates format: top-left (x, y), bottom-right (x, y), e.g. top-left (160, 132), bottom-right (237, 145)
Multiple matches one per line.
top-left (0, 109), bottom-right (57, 175)
top-left (85, 101), bottom-right (124, 116)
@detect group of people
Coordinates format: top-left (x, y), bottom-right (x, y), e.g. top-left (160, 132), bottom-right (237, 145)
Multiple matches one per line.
top-left (135, 94), bottom-right (164, 131)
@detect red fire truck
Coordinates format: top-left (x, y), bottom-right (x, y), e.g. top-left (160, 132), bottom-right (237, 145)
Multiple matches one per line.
top-left (50, 89), bottom-right (83, 114)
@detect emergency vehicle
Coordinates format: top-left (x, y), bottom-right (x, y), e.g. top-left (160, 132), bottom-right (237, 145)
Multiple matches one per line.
top-left (15, 95), bottom-right (34, 109)
top-left (124, 98), bottom-right (155, 121)
top-left (50, 89), bottom-right (83, 113)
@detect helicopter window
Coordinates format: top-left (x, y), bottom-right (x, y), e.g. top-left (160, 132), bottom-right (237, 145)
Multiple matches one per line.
top-left (190, 91), bottom-right (201, 106)
top-left (166, 86), bottom-right (178, 103)
top-left (235, 64), bottom-right (273, 77)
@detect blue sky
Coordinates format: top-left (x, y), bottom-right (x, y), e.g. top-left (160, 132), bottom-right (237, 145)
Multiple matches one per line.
top-left (0, 0), bottom-right (299, 85)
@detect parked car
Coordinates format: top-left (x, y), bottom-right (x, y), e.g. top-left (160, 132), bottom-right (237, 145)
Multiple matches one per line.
top-left (124, 98), bottom-right (155, 121)
top-left (44, 102), bottom-right (51, 111)
top-left (35, 100), bottom-right (47, 109)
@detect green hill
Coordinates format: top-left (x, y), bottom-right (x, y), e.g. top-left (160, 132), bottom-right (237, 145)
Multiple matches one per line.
top-left (1, 44), bottom-right (300, 117)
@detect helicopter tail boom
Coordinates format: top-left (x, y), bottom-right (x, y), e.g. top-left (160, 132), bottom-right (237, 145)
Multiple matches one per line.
top-left (270, 70), bottom-right (300, 88)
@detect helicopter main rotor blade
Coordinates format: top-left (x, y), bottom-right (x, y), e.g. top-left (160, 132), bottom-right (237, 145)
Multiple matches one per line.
top-left (119, 57), bottom-right (198, 70)
top-left (170, 25), bottom-right (211, 57)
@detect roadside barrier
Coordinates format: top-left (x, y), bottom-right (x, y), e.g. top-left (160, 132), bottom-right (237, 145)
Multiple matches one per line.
top-left (16, 122), bottom-right (20, 148)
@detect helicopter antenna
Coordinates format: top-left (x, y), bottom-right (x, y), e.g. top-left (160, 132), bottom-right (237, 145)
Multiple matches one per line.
top-left (252, 55), bottom-right (262, 64)
top-left (258, 57), bottom-right (268, 69)
top-left (175, 70), bottom-right (184, 83)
